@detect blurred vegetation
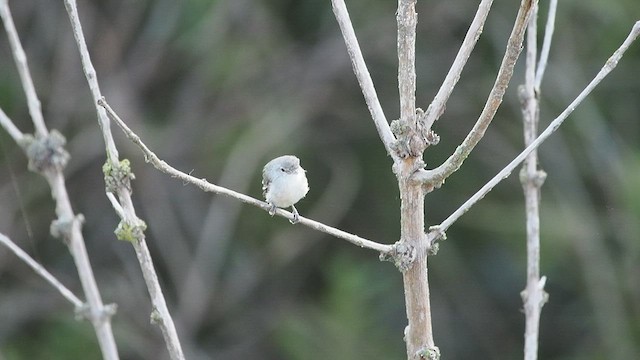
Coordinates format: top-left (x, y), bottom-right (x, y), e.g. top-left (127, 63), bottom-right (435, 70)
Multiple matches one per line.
top-left (1, 0), bottom-right (639, 359)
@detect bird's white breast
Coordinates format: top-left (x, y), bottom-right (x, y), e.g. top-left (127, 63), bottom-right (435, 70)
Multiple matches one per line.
top-left (265, 169), bottom-right (309, 208)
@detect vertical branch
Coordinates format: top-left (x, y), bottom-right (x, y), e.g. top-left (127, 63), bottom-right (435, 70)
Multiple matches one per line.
top-left (519, 4), bottom-right (549, 360)
top-left (395, 1), bottom-right (438, 359)
top-left (520, 1), bottom-right (559, 358)
top-left (400, 181), bottom-right (436, 360)
top-left (62, 1), bottom-right (185, 358)
top-left (397, 0), bottom-right (417, 126)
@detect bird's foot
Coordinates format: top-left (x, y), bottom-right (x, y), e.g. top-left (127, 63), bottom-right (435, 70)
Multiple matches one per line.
top-left (289, 205), bottom-right (300, 224)
top-left (268, 204), bottom-right (277, 216)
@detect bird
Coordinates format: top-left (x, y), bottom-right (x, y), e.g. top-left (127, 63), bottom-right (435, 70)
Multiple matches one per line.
top-left (262, 155), bottom-right (309, 224)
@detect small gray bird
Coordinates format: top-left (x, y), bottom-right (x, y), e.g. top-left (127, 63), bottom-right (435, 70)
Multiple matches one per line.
top-left (262, 155), bottom-right (309, 223)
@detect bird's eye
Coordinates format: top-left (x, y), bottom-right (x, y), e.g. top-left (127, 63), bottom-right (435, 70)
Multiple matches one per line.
top-left (280, 168), bottom-right (286, 172)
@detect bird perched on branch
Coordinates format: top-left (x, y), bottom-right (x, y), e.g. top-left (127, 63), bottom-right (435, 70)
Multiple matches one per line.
top-left (262, 155), bottom-right (309, 224)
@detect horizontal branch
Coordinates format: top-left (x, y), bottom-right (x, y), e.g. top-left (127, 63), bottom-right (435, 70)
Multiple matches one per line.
top-left (98, 98), bottom-right (394, 254)
top-left (0, 232), bottom-right (84, 308)
top-left (429, 20), bottom-right (640, 239)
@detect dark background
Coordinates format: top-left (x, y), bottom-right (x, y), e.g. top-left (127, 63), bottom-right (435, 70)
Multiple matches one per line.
top-left (1, 0), bottom-right (639, 359)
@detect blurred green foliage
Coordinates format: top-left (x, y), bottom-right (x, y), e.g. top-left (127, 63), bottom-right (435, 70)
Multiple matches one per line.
top-left (4, 317), bottom-right (101, 360)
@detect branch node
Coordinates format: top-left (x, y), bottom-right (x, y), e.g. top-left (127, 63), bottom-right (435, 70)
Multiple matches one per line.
top-left (390, 109), bottom-right (440, 159)
top-left (103, 158), bottom-right (135, 193)
top-left (390, 119), bottom-right (412, 159)
top-left (114, 219), bottom-right (147, 243)
top-left (417, 346), bottom-right (441, 360)
top-left (417, 108), bottom-right (440, 147)
top-left (519, 167), bottom-right (547, 188)
top-left (517, 83), bottom-right (539, 106)
top-left (427, 225), bottom-right (447, 241)
top-left (74, 302), bottom-right (117, 323)
top-left (74, 303), bottom-right (90, 321)
top-left (50, 214), bottom-right (85, 244)
top-left (520, 275), bottom-right (549, 306)
top-left (150, 307), bottom-right (163, 325)
top-left (428, 242), bottom-right (440, 256)
top-left (23, 130), bottom-right (70, 174)
top-left (380, 241), bottom-right (416, 272)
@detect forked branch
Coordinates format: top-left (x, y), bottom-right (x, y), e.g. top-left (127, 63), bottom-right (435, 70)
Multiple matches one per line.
top-left (416, 0), bottom-right (538, 188)
top-left (428, 19), bottom-right (640, 241)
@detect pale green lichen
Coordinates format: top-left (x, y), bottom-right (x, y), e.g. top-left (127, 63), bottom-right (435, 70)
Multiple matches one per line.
top-left (114, 219), bottom-right (147, 243)
top-left (103, 158), bottom-right (136, 193)
top-left (150, 307), bottom-right (163, 325)
top-left (417, 346), bottom-right (440, 360)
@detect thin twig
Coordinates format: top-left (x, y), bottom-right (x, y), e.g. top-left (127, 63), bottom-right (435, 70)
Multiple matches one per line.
top-left (521, 4), bottom-right (548, 360)
top-left (98, 98), bottom-right (393, 254)
top-left (0, 0), bottom-right (47, 138)
top-left (61, 0), bottom-right (119, 158)
top-left (62, 1), bottom-right (185, 358)
top-left (423, 0), bottom-right (494, 131)
top-left (0, 233), bottom-right (84, 308)
top-left (331, 0), bottom-right (398, 161)
top-left (416, 0), bottom-right (537, 188)
top-left (0, 107), bottom-right (25, 142)
top-left (535, 0), bottom-right (557, 90)
top-left (430, 20), bottom-right (640, 238)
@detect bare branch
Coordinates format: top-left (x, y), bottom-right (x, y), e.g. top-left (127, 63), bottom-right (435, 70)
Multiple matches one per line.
top-left (393, 1), bottom-right (439, 359)
top-left (98, 98), bottom-right (394, 254)
top-left (331, 0), bottom-right (398, 161)
top-left (62, 0), bottom-right (120, 161)
top-left (535, 0), bottom-right (558, 90)
top-left (397, 0), bottom-right (417, 125)
top-left (520, 5), bottom-right (549, 360)
top-left (2, 1), bottom-right (119, 358)
top-left (0, 107), bottom-right (25, 142)
top-left (62, 1), bottom-right (185, 358)
top-left (0, 0), bottom-right (47, 137)
top-left (429, 20), bottom-right (640, 239)
top-left (423, 0), bottom-right (494, 131)
top-left (416, 0), bottom-right (537, 188)
top-left (0, 232), bottom-right (84, 308)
